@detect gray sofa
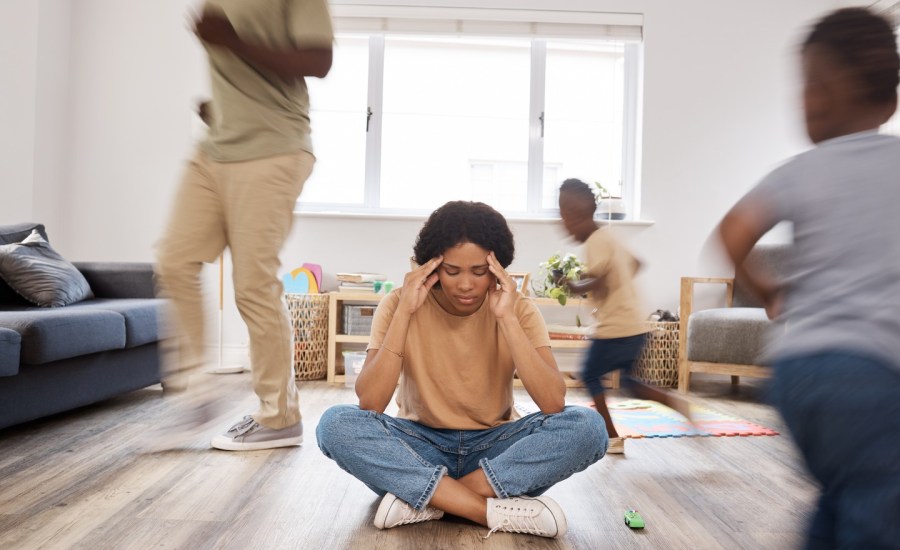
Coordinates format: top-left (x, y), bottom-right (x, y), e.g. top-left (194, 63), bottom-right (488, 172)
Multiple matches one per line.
top-left (0, 223), bottom-right (163, 430)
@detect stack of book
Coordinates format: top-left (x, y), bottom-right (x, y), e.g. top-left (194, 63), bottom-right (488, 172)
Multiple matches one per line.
top-left (545, 324), bottom-right (593, 340)
top-left (336, 272), bottom-right (386, 293)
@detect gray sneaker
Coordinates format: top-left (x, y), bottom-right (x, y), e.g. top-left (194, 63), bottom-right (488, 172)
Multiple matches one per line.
top-left (210, 415), bottom-right (303, 451)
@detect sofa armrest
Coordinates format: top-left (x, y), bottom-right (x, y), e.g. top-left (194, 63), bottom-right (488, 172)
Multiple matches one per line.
top-left (678, 276), bottom-right (735, 368)
top-left (73, 262), bottom-right (157, 299)
top-left (680, 277), bottom-right (735, 314)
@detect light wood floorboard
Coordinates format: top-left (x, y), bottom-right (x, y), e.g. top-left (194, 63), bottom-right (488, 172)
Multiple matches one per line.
top-left (0, 373), bottom-right (816, 549)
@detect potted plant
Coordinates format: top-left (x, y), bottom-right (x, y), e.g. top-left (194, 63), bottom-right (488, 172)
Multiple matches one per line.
top-left (534, 253), bottom-right (586, 306)
top-left (594, 181), bottom-right (627, 220)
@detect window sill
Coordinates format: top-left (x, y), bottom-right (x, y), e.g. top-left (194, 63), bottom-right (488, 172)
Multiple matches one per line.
top-left (293, 209), bottom-right (655, 226)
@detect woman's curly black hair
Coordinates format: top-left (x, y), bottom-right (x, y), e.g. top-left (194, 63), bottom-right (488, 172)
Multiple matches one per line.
top-left (804, 7), bottom-right (900, 105)
top-left (413, 201), bottom-right (515, 268)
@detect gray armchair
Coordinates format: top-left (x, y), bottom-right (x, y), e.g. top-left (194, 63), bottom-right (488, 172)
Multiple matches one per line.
top-left (677, 244), bottom-right (790, 393)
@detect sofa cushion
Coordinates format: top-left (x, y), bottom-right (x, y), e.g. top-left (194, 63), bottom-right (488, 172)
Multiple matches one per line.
top-left (687, 307), bottom-right (774, 365)
top-left (64, 298), bottom-right (165, 348)
top-left (0, 223), bottom-right (48, 305)
top-left (0, 223), bottom-right (48, 245)
top-left (0, 230), bottom-right (94, 308)
top-left (0, 309), bottom-right (125, 365)
top-left (0, 327), bottom-right (21, 376)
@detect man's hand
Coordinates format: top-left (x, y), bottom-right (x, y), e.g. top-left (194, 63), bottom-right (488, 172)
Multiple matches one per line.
top-left (189, 6), bottom-right (332, 80)
top-left (194, 10), bottom-right (240, 50)
top-left (196, 100), bottom-right (212, 126)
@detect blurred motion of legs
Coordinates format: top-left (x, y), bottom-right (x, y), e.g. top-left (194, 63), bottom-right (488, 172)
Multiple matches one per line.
top-left (772, 353), bottom-right (900, 548)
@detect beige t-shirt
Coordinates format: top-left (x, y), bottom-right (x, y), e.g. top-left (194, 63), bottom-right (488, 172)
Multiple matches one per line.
top-left (584, 228), bottom-right (646, 339)
top-left (368, 289), bottom-right (552, 430)
top-left (200, 0), bottom-right (334, 162)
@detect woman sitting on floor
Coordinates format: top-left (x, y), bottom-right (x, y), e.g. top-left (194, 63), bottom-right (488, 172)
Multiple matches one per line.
top-left (316, 200), bottom-right (608, 539)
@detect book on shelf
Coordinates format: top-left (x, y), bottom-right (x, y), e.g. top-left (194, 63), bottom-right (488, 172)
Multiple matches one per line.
top-left (545, 324), bottom-right (593, 340)
top-left (336, 272), bottom-right (387, 283)
top-left (548, 332), bottom-right (591, 341)
top-left (337, 281), bottom-right (376, 293)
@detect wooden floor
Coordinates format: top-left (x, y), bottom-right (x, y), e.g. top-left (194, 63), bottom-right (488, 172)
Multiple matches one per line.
top-left (0, 373), bottom-right (816, 549)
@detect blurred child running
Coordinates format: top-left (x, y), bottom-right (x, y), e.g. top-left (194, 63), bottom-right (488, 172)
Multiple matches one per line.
top-left (717, 8), bottom-right (900, 548)
top-left (558, 178), bottom-right (692, 454)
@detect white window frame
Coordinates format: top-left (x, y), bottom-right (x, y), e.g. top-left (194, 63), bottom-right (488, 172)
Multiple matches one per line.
top-left (298, 6), bottom-right (644, 220)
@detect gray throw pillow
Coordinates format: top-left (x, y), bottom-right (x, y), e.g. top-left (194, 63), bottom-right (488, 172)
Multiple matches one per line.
top-left (0, 230), bottom-right (93, 307)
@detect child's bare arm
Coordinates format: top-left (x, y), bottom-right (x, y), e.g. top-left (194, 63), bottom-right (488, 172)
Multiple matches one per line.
top-left (565, 275), bottom-right (606, 296)
top-left (718, 196), bottom-right (782, 318)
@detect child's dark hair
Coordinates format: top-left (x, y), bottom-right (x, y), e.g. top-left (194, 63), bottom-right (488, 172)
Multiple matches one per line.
top-left (413, 201), bottom-right (515, 268)
top-left (559, 178), bottom-right (598, 215)
top-left (803, 7), bottom-right (900, 105)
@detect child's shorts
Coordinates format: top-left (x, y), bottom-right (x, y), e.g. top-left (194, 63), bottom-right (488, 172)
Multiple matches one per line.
top-left (581, 333), bottom-right (648, 397)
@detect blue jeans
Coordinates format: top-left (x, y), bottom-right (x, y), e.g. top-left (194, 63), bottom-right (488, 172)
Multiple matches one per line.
top-left (771, 352), bottom-right (900, 550)
top-left (316, 405), bottom-right (607, 511)
top-left (582, 333), bottom-right (648, 397)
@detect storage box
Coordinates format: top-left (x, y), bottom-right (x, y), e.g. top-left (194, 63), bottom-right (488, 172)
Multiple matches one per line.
top-left (342, 351), bottom-right (367, 388)
top-left (343, 304), bottom-right (376, 335)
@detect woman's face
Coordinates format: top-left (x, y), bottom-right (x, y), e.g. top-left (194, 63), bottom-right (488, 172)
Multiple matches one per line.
top-left (434, 241), bottom-right (495, 316)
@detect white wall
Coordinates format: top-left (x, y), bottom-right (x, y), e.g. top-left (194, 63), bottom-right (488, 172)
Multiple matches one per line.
top-left (21, 0), bottom-right (840, 353)
top-left (32, 0), bottom-right (74, 236)
top-left (0, 1), bottom-right (39, 222)
top-left (60, 0), bottom-right (205, 260)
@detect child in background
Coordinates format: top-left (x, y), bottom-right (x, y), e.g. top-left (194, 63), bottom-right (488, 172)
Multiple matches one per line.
top-left (717, 8), bottom-right (900, 548)
top-left (558, 179), bottom-right (692, 454)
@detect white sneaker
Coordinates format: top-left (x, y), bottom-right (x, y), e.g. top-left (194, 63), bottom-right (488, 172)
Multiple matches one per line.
top-left (485, 496), bottom-right (567, 538)
top-left (607, 437), bottom-right (626, 454)
top-left (373, 493), bottom-right (444, 529)
top-left (210, 415), bottom-right (302, 451)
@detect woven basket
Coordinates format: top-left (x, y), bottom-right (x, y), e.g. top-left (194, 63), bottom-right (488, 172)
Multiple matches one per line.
top-left (634, 321), bottom-right (680, 388)
top-left (285, 293), bottom-right (330, 380)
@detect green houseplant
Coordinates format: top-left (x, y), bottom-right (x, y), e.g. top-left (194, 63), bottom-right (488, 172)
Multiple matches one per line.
top-left (535, 253), bottom-right (585, 306)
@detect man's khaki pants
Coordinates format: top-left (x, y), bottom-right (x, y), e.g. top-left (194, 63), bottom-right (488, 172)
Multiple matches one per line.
top-left (156, 149), bottom-right (314, 429)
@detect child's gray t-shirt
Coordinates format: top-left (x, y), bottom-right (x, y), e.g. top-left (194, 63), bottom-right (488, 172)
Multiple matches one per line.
top-left (739, 130), bottom-right (900, 370)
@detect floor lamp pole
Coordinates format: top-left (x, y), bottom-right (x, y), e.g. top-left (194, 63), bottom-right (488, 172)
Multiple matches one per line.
top-left (207, 253), bottom-right (245, 374)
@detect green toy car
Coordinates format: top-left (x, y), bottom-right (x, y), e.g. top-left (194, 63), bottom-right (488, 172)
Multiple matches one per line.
top-left (624, 508), bottom-right (645, 529)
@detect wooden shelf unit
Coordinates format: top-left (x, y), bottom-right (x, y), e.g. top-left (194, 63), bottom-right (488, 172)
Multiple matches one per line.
top-left (325, 291), bottom-right (617, 389)
top-left (327, 292), bottom-right (383, 385)
top-left (529, 295), bottom-right (620, 390)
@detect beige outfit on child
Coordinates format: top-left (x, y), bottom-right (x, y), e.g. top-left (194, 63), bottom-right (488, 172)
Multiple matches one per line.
top-left (583, 228), bottom-right (646, 339)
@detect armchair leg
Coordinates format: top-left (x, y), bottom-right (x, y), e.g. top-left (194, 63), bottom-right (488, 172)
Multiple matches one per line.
top-left (731, 375), bottom-right (740, 385)
top-left (678, 362), bottom-right (690, 394)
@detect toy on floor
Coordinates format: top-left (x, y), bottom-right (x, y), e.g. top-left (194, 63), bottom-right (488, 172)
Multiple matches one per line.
top-left (624, 508), bottom-right (645, 529)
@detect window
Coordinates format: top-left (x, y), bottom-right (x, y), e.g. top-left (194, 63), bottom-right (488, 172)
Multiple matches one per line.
top-left (299, 35), bottom-right (369, 205)
top-left (542, 41), bottom-right (627, 208)
top-left (302, 9), bottom-right (643, 218)
top-left (380, 36), bottom-right (531, 212)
